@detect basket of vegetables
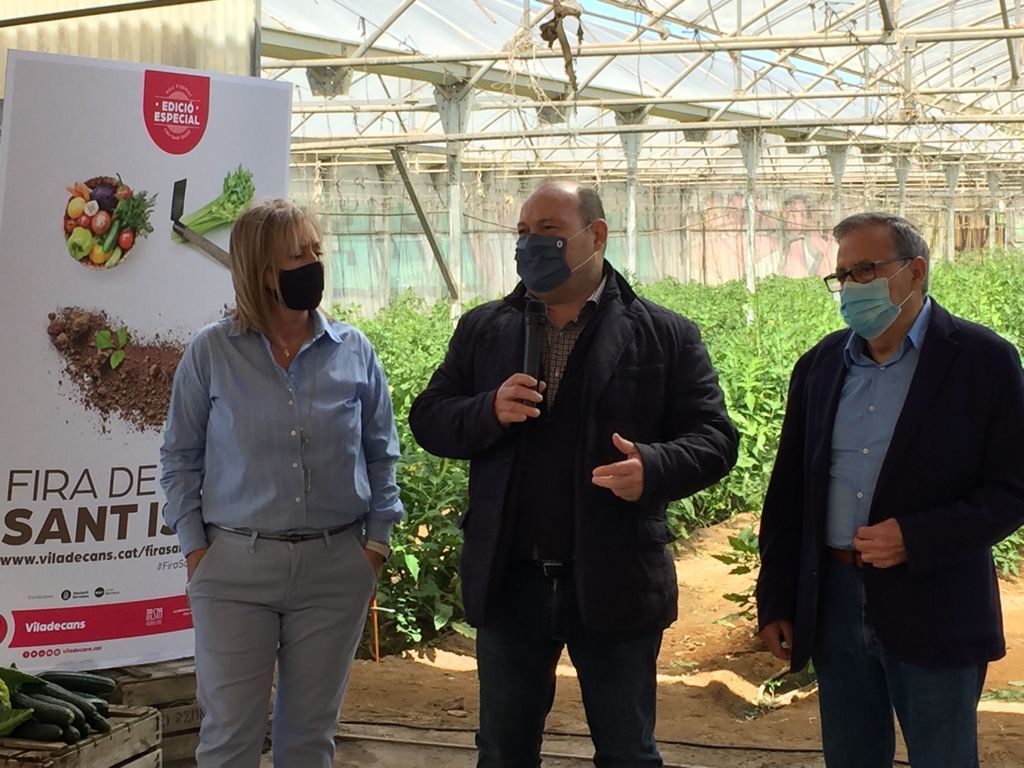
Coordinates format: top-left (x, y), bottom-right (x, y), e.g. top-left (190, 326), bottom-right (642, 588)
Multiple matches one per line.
top-left (63, 176), bottom-right (156, 270)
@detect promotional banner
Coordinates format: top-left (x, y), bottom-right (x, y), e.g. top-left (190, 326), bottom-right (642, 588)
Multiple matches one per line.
top-left (0, 51), bottom-right (291, 670)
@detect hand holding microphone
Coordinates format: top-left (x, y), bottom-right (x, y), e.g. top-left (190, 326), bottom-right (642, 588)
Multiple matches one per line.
top-left (493, 300), bottom-right (548, 427)
top-left (494, 374), bottom-right (545, 426)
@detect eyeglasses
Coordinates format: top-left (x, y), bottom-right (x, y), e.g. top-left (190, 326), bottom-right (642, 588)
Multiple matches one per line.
top-left (823, 257), bottom-right (910, 293)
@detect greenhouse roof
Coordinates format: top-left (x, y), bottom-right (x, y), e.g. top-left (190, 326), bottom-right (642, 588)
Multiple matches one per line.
top-left (262, 0), bottom-right (1024, 193)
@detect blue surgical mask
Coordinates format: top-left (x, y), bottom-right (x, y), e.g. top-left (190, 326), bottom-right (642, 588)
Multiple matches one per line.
top-left (840, 262), bottom-right (912, 340)
top-left (515, 223), bottom-right (596, 294)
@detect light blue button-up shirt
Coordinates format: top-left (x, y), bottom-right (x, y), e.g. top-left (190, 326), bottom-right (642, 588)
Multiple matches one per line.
top-left (825, 299), bottom-right (932, 549)
top-left (160, 312), bottom-right (403, 556)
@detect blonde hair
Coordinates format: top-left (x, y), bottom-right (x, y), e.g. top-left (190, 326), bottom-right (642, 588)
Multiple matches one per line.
top-left (229, 199), bottom-right (323, 335)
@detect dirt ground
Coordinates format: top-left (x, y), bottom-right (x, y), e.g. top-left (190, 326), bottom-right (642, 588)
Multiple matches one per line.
top-left (340, 515), bottom-right (1024, 766)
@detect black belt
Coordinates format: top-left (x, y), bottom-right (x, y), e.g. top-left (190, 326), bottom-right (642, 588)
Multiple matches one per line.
top-left (212, 522), bottom-right (355, 543)
top-left (512, 558), bottom-right (574, 579)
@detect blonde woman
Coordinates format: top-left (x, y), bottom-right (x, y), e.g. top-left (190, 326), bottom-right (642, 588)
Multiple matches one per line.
top-left (160, 199), bottom-right (402, 767)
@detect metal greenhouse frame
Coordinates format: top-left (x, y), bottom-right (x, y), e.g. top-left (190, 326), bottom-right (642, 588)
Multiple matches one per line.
top-left (258, 1), bottom-right (1024, 304)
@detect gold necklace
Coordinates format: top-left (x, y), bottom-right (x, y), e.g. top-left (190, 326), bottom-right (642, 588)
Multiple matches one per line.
top-left (273, 318), bottom-right (313, 359)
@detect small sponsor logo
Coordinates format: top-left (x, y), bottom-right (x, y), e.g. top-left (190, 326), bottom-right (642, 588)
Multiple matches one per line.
top-left (94, 587), bottom-right (105, 598)
top-left (60, 590), bottom-right (72, 601)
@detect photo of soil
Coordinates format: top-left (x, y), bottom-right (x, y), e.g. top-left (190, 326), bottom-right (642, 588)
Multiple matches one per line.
top-left (47, 307), bottom-right (183, 431)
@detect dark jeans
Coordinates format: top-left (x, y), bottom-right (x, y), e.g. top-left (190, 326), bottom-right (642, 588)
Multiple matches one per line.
top-left (813, 560), bottom-right (987, 768)
top-left (475, 561), bottom-right (664, 767)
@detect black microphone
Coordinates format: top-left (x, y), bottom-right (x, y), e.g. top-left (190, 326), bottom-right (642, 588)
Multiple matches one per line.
top-left (523, 300), bottom-right (546, 382)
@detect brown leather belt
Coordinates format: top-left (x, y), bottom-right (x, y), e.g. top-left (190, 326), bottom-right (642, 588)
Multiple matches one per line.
top-left (826, 546), bottom-right (864, 569)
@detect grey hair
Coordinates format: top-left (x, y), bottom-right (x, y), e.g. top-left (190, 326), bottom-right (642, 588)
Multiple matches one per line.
top-left (832, 212), bottom-right (931, 294)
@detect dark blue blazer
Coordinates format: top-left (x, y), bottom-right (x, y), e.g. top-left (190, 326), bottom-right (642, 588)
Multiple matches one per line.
top-left (756, 301), bottom-right (1024, 671)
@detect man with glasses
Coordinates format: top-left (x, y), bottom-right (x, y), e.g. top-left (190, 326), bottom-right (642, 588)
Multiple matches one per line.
top-left (756, 212), bottom-right (1024, 766)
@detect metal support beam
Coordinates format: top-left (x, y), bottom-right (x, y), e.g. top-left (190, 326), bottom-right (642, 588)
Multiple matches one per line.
top-left (878, 0), bottom-right (896, 33)
top-left (458, 2), bottom-right (554, 99)
top-left (826, 146), bottom-right (850, 227)
top-left (435, 84), bottom-right (473, 312)
top-left (575, 0), bottom-right (688, 94)
top-left (987, 171), bottom-right (1002, 252)
top-left (353, 0), bottom-right (417, 57)
top-left (944, 163), bottom-right (961, 260)
top-left (734, 0), bottom-right (744, 93)
top-left (737, 128), bottom-right (762, 300)
top-left (390, 148), bottom-right (459, 301)
top-left (0, 0), bottom-right (217, 28)
top-left (616, 109), bottom-right (646, 276)
top-left (291, 112), bottom-right (1024, 154)
top-left (288, 85), bottom-right (1024, 115)
top-left (894, 155), bottom-right (911, 218)
top-left (999, 0), bottom-right (1021, 84)
top-left (264, 27), bottom-right (1024, 69)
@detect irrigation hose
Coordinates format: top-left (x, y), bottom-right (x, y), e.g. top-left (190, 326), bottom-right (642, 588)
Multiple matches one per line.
top-left (337, 731), bottom-right (699, 767)
top-left (338, 719), bottom-right (911, 765)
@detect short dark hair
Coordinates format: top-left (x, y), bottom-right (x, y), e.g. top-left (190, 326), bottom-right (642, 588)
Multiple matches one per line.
top-left (577, 186), bottom-right (605, 225)
top-left (832, 212), bottom-right (931, 293)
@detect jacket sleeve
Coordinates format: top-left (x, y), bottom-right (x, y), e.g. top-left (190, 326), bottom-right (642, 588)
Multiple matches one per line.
top-left (755, 357), bottom-right (810, 631)
top-left (635, 319), bottom-right (739, 503)
top-left (408, 311), bottom-right (508, 460)
top-left (899, 340), bottom-right (1024, 577)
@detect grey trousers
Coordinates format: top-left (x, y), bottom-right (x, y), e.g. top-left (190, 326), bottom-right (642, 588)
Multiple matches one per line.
top-left (187, 525), bottom-right (377, 767)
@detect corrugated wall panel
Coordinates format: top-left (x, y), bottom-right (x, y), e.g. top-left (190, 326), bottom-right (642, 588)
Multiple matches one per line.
top-left (0, 0), bottom-right (257, 97)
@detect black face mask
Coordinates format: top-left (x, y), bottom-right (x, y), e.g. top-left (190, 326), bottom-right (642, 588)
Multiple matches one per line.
top-left (278, 261), bottom-right (324, 310)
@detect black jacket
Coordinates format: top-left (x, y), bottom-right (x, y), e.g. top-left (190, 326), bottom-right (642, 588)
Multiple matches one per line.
top-left (409, 267), bottom-right (738, 633)
top-left (756, 301), bottom-right (1024, 670)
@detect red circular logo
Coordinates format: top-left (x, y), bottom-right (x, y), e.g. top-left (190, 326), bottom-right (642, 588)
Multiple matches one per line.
top-left (143, 70), bottom-right (210, 155)
top-left (0, 614), bottom-right (7, 644)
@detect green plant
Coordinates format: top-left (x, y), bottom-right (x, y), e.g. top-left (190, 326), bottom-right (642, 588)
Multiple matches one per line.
top-left (330, 294), bottom-right (469, 652)
top-left (332, 251), bottom-right (1024, 653)
top-left (981, 681), bottom-right (1024, 702)
top-left (95, 326), bottom-right (129, 369)
top-left (641, 276), bottom-right (841, 536)
top-left (711, 526), bottom-right (760, 625)
top-left (994, 529), bottom-right (1024, 578)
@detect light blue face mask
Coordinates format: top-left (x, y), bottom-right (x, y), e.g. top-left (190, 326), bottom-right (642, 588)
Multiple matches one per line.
top-left (839, 261), bottom-right (913, 340)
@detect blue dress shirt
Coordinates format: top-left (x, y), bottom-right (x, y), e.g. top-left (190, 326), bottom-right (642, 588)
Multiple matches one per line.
top-left (825, 299), bottom-right (932, 549)
top-left (160, 312), bottom-right (403, 556)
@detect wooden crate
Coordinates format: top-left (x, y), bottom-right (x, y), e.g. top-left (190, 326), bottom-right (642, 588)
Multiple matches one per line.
top-left (96, 658), bottom-right (270, 766)
top-left (100, 660), bottom-right (196, 708)
top-left (97, 660), bottom-right (199, 765)
top-left (155, 703), bottom-right (200, 764)
top-left (0, 706), bottom-right (161, 767)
